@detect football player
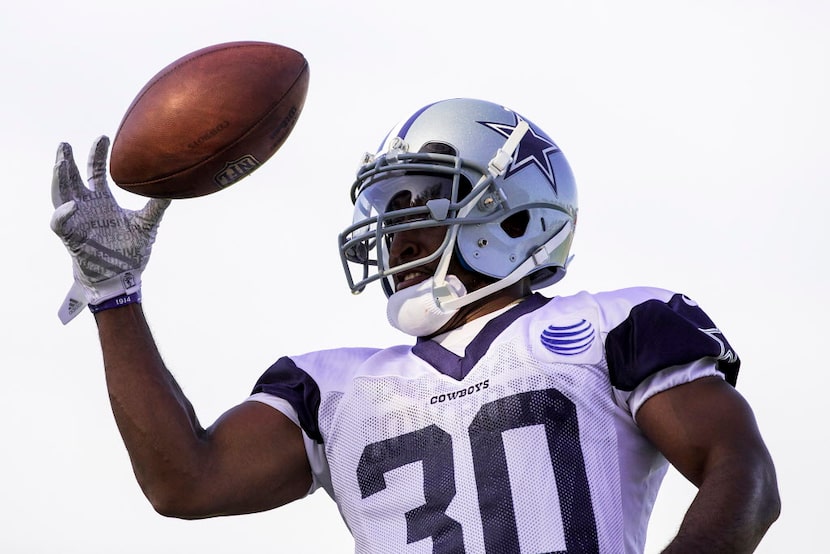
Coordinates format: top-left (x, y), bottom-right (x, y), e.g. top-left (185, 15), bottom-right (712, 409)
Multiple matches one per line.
top-left (51, 98), bottom-right (779, 553)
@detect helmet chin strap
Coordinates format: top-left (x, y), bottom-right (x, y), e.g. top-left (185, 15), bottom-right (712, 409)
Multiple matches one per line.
top-left (436, 220), bottom-right (573, 311)
top-left (430, 119), bottom-right (535, 311)
top-left (386, 217), bottom-right (569, 336)
top-left (386, 275), bottom-right (467, 337)
top-left (387, 120), bottom-right (536, 335)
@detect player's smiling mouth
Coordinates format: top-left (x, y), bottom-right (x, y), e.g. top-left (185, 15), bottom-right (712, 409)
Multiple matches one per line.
top-left (395, 270), bottom-right (431, 292)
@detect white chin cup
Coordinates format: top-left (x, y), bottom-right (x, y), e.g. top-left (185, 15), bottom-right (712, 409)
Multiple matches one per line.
top-left (386, 275), bottom-right (467, 337)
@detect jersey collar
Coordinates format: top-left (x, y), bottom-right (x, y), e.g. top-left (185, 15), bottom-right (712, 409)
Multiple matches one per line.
top-left (412, 293), bottom-right (552, 380)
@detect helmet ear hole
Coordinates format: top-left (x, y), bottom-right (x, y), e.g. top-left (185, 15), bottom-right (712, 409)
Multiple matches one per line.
top-left (501, 210), bottom-right (530, 238)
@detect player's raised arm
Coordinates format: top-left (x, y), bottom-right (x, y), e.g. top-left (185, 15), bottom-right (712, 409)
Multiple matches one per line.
top-left (50, 139), bottom-right (311, 517)
top-left (94, 304), bottom-right (311, 517)
top-left (637, 376), bottom-right (780, 553)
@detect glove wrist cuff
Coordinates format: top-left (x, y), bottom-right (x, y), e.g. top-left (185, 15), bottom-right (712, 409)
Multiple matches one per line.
top-left (58, 271), bottom-right (143, 324)
top-left (89, 290), bottom-right (142, 314)
top-left (83, 271), bottom-right (142, 304)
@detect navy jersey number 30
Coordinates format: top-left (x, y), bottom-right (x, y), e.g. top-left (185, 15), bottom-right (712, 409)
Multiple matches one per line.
top-left (357, 389), bottom-right (600, 553)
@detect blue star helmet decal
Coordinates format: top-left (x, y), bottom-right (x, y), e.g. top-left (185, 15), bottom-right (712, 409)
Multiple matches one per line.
top-left (479, 113), bottom-right (561, 194)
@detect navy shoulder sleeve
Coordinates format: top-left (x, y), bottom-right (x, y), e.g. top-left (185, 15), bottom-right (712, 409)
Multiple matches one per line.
top-left (606, 293), bottom-right (740, 391)
top-left (252, 356), bottom-right (322, 442)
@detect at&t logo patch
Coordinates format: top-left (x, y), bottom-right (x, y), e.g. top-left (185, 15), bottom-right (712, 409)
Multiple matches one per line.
top-left (540, 319), bottom-right (596, 356)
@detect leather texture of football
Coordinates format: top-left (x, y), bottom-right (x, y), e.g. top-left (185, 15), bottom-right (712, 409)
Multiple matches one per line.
top-left (110, 41), bottom-right (309, 198)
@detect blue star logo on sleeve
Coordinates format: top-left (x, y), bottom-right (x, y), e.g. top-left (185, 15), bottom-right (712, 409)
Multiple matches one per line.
top-left (479, 114), bottom-right (561, 194)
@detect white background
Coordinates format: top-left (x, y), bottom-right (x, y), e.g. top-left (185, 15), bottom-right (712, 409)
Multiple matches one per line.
top-left (2, 1), bottom-right (826, 552)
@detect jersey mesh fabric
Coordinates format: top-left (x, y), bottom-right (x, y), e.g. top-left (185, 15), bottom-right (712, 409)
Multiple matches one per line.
top-left (317, 335), bottom-right (628, 553)
top-left (250, 287), bottom-right (739, 554)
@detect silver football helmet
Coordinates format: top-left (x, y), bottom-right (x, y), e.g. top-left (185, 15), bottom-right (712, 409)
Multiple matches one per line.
top-left (338, 98), bottom-right (577, 310)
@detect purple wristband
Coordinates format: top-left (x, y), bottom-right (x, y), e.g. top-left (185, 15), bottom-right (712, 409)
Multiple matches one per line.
top-left (89, 291), bottom-right (142, 314)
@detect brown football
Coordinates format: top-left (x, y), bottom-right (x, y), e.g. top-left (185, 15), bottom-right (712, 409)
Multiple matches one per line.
top-left (110, 41), bottom-right (309, 198)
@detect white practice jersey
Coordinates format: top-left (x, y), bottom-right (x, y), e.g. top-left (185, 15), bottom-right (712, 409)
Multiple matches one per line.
top-left (249, 287), bottom-right (739, 554)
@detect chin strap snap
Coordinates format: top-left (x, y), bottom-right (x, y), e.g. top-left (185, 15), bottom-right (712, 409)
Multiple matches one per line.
top-left (488, 120), bottom-right (529, 177)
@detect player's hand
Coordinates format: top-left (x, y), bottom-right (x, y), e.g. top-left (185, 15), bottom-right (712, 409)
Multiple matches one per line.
top-left (50, 136), bottom-right (171, 324)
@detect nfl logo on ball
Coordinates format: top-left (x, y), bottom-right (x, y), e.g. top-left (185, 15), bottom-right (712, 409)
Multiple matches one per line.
top-left (214, 155), bottom-right (261, 188)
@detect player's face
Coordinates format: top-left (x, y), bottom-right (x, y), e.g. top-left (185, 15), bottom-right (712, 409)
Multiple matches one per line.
top-left (387, 225), bottom-right (470, 292)
top-left (383, 174), bottom-right (531, 335)
top-left (384, 178), bottom-right (488, 295)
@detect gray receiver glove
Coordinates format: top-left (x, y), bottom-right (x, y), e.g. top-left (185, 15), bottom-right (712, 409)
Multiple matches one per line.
top-left (50, 136), bottom-right (170, 324)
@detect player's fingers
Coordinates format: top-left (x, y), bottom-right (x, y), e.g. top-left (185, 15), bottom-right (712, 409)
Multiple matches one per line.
top-left (49, 200), bottom-right (78, 235)
top-left (53, 160), bottom-right (84, 208)
top-left (52, 142), bottom-right (87, 206)
top-left (54, 141), bottom-right (73, 166)
top-left (87, 135), bottom-right (112, 193)
top-left (51, 157), bottom-right (66, 209)
top-left (137, 197), bottom-right (172, 225)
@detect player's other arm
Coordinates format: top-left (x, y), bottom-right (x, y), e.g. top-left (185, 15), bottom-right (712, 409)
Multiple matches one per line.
top-left (637, 376), bottom-right (780, 553)
top-left (95, 304), bottom-right (312, 518)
